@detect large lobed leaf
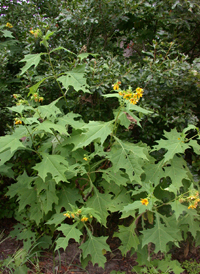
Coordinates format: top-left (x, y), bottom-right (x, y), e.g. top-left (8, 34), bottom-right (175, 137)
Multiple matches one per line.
top-left (34, 153), bottom-right (69, 184)
top-left (141, 213), bottom-right (180, 253)
top-left (20, 53), bottom-right (44, 75)
top-left (108, 137), bottom-right (148, 182)
top-left (58, 64), bottom-right (89, 93)
top-left (114, 222), bottom-right (139, 255)
top-left (80, 228), bottom-right (111, 268)
top-left (72, 120), bottom-right (113, 150)
top-left (153, 128), bottom-right (190, 163)
top-left (56, 223), bottom-right (82, 250)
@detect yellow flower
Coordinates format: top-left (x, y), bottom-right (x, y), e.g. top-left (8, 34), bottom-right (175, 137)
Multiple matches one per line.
top-left (141, 198), bottom-right (149, 206)
top-left (112, 81), bottom-right (121, 91)
top-left (81, 216), bottom-right (88, 222)
top-left (188, 205), bottom-right (196, 209)
top-left (6, 22), bottom-right (13, 28)
top-left (63, 213), bottom-right (70, 218)
top-left (14, 118), bottom-right (22, 125)
top-left (136, 87), bottom-right (141, 92)
top-left (136, 88), bottom-right (144, 98)
top-left (132, 93), bottom-right (138, 99)
top-left (83, 157), bottom-right (88, 161)
top-left (29, 29), bottom-right (42, 38)
top-left (118, 91), bottom-right (123, 96)
top-left (71, 213), bottom-right (75, 218)
top-left (39, 97), bottom-right (44, 102)
top-left (130, 98), bottom-right (138, 105)
top-left (124, 93), bottom-right (132, 99)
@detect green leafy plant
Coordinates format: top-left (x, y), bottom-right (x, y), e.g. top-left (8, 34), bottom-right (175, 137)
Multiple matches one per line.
top-left (0, 29), bottom-right (200, 273)
top-left (182, 259), bottom-right (200, 274)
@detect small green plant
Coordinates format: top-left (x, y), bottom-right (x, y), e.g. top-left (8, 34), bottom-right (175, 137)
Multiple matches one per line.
top-left (182, 259), bottom-right (200, 274)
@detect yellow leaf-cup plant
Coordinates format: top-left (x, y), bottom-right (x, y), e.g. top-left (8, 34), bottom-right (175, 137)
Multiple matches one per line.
top-left (112, 80), bottom-right (144, 106)
top-left (178, 190), bottom-right (200, 210)
top-left (1, 29), bottom-right (200, 273)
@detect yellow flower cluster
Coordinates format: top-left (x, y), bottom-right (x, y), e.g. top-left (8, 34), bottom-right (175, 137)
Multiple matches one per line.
top-left (119, 87), bottom-right (144, 105)
top-left (187, 191), bottom-right (200, 209)
top-left (63, 209), bottom-right (90, 222)
top-left (31, 93), bottom-right (44, 103)
top-left (14, 118), bottom-right (22, 125)
top-left (6, 22), bottom-right (13, 28)
top-left (141, 198), bottom-right (149, 206)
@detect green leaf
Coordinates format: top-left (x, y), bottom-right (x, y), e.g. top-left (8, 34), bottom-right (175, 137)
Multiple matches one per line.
top-left (102, 168), bottom-right (128, 187)
top-left (56, 223), bottom-right (82, 250)
top-left (153, 128), bottom-right (190, 163)
top-left (18, 188), bottom-right (37, 212)
top-left (109, 188), bottom-right (132, 212)
top-left (19, 54), bottom-right (42, 75)
top-left (2, 29), bottom-right (14, 38)
top-left (36, 98), bottom-right (62, 120)
top-left (7, 104), bottom-right (34, 115)
top-left (0, 128), bottom-right (27, 154)
top-left (178, 210), bottom-right (200, 238)
top-left (155, 255), bottom-right (184, 274)
top-left (56, 112), bottom-right (85, 129)
top-left (35, 120), bottom-right (69, 135)
top-left (55, 186), bottom-right (82, 213)
top-left (46, 213), bottom-right (66, 227)
top-left (7, 171), bottom-right (34, 198)
top-left (0, 164), bottom-right (14, 178)
top-left (73, 120), bottom-right (113, 150)
top-left (164, 155), bottom-right (189, 188)
top-left (28, 77), bottom-right (52, 95)
top-left (114, 222), bottom-right (139, 255)
top-left (38, 180), bottom-right (59, 214)
top-left (37, 235), bottom-right (52, 249)
top-left (141, 214), bottom-right (180, 253)
top-left (127, 103), bottom-right (153, 115)
top-left (170, 200), bottom-right (188, 220)
top-left (108, 137), bottom-right (147, 181)
top-left (188, 139), bottom-right (200, 155)
top-left (50, 46), bottom-right (76, 55)
top-left (0, 149), bottom-right (15, 166)
top-left (29, 202), bottom-right (43, 225)
top-left (34, 153), bottom-right (69, 184)
top-left (121, 200), bottom-right (152, 218)
top-left (9, 223), bottom-right (36, 251)
top-left (144, 159), bottom-right (165, 187)
top-left (80, 228), bottom-right (110, 268)
top-left (86, 187), bottom-right (112, 227)
top-left (58, 65), bottom-right (89, 93)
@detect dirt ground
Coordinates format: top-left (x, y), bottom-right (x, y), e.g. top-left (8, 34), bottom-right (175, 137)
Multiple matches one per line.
top-left (0, 217), bottom-right (198, 274)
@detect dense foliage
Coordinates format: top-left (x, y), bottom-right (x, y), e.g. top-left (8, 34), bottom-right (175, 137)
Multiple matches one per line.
top-left (0, 0), bottom-right (200, 273)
